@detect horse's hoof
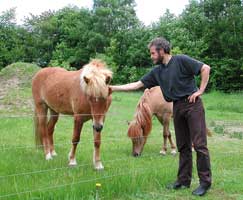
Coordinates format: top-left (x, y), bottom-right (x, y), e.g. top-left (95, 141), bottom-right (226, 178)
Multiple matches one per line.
top-left (69, 159), bottom-right (77, 166)
top-left (160, 150), bottom-right (166, 156)
top-left (94, 162), bottom-right (104, 170)
top-left (51, 150), bottom-right (57, 156)
top-left (171, 149), bottom-right (177, 156)
top-left (45, 152), bottom-right (52, 160)
top-left (95, 166), bottom-right (104, 171)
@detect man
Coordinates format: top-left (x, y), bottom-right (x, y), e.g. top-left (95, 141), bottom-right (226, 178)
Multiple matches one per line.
top-left (110, 37), bottom-right (212, 196)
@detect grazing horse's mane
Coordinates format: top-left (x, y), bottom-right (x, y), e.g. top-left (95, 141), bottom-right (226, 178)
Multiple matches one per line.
top-left (128, 89), bottom-right (153, 138)
top-left (80, 59), bottom-right (113, 98)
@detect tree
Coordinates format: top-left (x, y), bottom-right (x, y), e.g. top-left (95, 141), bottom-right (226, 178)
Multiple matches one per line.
top-left (91, 0), bottom-right (140, 52)
top-left (23, 10), bottom-right (60, 66)
top-left (203, 0), bottom-right (243, 59)
top-left (50, 6), bottom-right (93, 67)
top-left (0, 8), bottom-right (25, 68)
top-left (202, 0), bottom-right (243, 91)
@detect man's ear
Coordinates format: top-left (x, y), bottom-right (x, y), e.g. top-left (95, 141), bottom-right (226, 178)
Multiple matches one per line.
top-left (159, 48), bottom-right (165, 55)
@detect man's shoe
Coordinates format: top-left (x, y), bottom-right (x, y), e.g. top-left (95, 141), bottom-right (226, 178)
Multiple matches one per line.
top-left (192, 184), bottom-right (211, 196)
top-left (167, 181), bottom-right (190, 190)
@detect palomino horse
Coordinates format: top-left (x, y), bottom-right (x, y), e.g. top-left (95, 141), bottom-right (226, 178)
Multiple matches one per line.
top-left (128, 86), bottom-right (176, 157)
top-left (32, 59), bottom-right (112, 170)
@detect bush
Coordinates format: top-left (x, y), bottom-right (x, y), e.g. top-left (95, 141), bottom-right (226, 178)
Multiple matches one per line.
top-left (49, 59), bottom-right (76, 71)
top-left (113, 66), bottom-right (150, 84)
top-left (207, 58), bottom-right (243, 92)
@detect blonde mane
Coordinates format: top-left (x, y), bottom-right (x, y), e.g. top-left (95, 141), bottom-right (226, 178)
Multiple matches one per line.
top-left (128, 90), bottom-right (153, 138)
top-left (80, 59), bottom-right (113, 98)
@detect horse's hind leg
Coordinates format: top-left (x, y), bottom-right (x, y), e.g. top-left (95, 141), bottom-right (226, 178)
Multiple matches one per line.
top-left (168, 130), bottom-right (177, 155)
top-left (68, 115), bottom-right (83, 166)
top-left (35, 103), bottom-right (51, 160)
top-left (159, 114), bottom-right (176, 156)
top-left (47, 109), bottom-right (59, 157)
top-left (164, 116), bottom-right (177, 155)
top-left (157, 115), bottom-right (167, 155)
top-left (160, 125), bottom-right (168, 156)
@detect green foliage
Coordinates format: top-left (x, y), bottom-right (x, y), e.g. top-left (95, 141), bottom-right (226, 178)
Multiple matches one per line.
top-left (114, 66), bottom-right (150, 84)
top-left (93, 0), bottom-right (139, 36)
top-left (207, 58), bottom-right (243, 92)
top-left (23, 10), bottom-right (61, 67)
top-left (52, 7), bottom-right (94, 67)
top-left (93, 53), bottom-right (117, 73)
top-left (105, 28), bottom-right (152, 69)
top-left (0, 9), bottom-right (26, 69)
top-left (203, 0), bottom-right (243, 59)
top-left (49, 59), bottom-right (76, 71)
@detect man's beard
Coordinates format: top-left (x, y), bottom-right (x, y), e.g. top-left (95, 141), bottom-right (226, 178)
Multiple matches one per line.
top-left (153, 54), bottom-right (164, 64)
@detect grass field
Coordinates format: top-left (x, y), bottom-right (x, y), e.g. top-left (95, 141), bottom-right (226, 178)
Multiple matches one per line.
top-left (0, 63), bottom-right (243, 200)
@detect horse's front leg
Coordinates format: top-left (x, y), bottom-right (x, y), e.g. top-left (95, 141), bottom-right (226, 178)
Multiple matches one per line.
top-left (93, 131), bottom-right (104, 170)
top-left (68, 115), bottom-right (83, 166)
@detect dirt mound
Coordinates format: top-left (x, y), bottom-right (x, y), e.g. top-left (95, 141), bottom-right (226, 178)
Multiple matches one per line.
top-left (0, 62), bottom-right (40, 114)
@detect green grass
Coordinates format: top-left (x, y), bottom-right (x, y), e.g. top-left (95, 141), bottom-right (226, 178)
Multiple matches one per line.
top-left (0, 64), bottom-right (243, 199)
top-left (203, 91), bottom-right (243, 121)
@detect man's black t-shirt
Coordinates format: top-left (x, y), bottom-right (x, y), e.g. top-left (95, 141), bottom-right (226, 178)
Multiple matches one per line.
top-left (140, 54), bottom-right (204, 102)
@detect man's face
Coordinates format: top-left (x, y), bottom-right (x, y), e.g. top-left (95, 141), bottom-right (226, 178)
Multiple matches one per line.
top-left (149, 46), bottom-right (164, 64)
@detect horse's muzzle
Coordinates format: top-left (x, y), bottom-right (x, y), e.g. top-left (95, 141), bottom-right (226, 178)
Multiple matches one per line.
top-left (133, 152), bottom-right (141, 157)
top-left (93, 124), bottom-right (103, 132)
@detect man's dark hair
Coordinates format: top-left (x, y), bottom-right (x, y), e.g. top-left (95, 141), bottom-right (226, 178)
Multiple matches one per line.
top-left (148, 37), bottom-right (171, 54)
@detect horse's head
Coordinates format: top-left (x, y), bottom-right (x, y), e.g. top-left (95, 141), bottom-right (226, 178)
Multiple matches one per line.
top-left (80, 59), bottom-right (113, 132)
top-left (127, 101), bottom-right (152, 157)
top-left (127, 121), bottom-right (147, 157)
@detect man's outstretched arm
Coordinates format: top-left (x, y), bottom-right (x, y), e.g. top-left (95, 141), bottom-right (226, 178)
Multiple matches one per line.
top-left (110, 81), bottom-right (144, 92)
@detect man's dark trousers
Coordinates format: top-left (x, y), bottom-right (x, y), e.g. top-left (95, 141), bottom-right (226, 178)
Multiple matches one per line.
top-left (173, 97), bottom-right (212, 187)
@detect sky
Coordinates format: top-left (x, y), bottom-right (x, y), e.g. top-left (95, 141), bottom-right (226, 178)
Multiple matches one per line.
top-left (0, 0), bottom-right (189, 25)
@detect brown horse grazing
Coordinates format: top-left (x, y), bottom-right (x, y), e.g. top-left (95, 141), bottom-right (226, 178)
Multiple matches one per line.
top-left (127, 86), bottom-right (176, 157)
top-left (32, 59), bottom-right (112, 170)
top-left (127, 86), bottom-right (212, 157)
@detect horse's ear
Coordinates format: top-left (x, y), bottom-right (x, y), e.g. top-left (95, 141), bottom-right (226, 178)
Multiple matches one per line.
top-left (83, 76), bottom-right (90, 84)
top-left (108, 86), bottom-right (112, 96)
top-left (105, 76), bottom-right (111, 85)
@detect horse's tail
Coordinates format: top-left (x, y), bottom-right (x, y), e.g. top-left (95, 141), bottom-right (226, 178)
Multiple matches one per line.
top-left (34, 108), bottom-right (43, 149)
